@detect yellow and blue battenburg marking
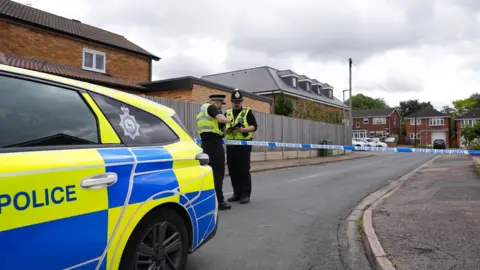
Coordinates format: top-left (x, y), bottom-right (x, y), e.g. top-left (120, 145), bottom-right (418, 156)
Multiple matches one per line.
top-left (0, 145), bottom-right (217, 270)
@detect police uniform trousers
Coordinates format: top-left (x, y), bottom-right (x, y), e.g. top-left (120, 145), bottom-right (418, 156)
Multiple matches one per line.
top-left (226, 144), bottom-right (252, 198)
top-left (201, 137), bottom-right (225, 202)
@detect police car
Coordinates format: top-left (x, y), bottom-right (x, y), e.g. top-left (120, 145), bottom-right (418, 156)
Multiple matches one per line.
top-left (0, 64), bottom-right (218, 270)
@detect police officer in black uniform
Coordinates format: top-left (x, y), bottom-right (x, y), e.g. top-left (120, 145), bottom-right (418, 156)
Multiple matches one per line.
top-left (225, 90), bottom-right (258, 204)
top-left (197, 94), bottom-right (233, 210)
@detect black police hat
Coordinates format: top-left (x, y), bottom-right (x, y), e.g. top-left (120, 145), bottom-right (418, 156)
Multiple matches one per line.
top-left (231, 89), bottom-right (244, 101)
top-left (209, 94), bottom-right (226, 104)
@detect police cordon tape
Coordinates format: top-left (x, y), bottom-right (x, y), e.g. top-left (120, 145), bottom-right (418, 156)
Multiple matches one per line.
top-left (193, 138), bottom-right (480, 156)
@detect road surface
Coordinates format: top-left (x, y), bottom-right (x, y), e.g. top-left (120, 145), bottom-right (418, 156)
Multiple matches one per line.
top-left (186, 152), bottom-right (435, 270)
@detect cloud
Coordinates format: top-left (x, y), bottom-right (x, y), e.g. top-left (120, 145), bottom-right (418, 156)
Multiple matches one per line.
top-left (20, 0), bottom-right (480, 111)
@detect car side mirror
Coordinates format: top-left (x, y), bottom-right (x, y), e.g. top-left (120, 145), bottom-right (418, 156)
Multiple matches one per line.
top-left (195, 153), bottom-right (209, 166)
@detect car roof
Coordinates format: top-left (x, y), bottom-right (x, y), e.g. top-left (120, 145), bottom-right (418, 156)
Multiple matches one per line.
top-left (0, 64), bottom-right (175, 118)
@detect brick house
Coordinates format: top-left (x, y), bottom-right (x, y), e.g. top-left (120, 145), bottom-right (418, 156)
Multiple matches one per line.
top-left (0, 0), bottom-right (159, 91)
top-left (201, 67), bottom-right (349, 121)
top-left (404, 107), bottom-right (451, 146)
top-left (140, 77), bottom-right (272, 113)
top-left (351, 108), bottom-right (401, 139)
top-left (455, 107), bottom-right (480, 148)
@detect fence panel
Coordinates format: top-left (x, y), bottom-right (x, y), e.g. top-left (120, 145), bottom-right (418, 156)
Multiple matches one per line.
top-left (141, 95), bottom-right (351, 150)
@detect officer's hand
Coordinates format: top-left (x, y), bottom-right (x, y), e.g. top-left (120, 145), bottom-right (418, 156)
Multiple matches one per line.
top-left (226, 118), bottom-right (232, 123)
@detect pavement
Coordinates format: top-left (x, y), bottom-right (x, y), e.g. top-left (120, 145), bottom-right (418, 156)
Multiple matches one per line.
top-left (226, 151), bottom-right (375, 175)
top-left (186, 151), bottom-right (434, 270)
top-left (372, 155), bottom-right (480, 270)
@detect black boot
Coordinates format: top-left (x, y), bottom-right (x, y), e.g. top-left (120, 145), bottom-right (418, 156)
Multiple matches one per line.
top-left (219, 200), bottom-right (232, 210)
top-left (239, 196), bottom-right (250, 204)
top-left (227, 195), bottom-right (241, 202)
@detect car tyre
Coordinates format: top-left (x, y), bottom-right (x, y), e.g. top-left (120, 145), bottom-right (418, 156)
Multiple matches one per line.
top-left (119, 208), bottom-right (189, 270)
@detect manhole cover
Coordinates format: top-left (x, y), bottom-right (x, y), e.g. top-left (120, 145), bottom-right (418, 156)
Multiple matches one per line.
top-left (433, 186), bottom-right (480, 201)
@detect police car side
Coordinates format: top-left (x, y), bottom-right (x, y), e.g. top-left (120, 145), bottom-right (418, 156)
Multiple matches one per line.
top-left (0, 65), bottom-right (218, 270)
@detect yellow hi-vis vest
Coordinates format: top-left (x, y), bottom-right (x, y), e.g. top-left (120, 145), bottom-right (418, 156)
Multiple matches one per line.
top-left (225, 107), bottom-right (252, 140)
top-left (197, 103), bottom-right (223, 136)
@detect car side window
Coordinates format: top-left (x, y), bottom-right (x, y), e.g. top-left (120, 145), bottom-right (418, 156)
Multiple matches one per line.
top-left (0, 75), bottom-right (99, 148)
top-left (89, 92), bottom-right (179, 145)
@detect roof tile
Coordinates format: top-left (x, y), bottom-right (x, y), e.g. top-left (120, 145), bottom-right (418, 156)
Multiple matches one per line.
top-left (2, 52), bottom-right (146, 90)
top-left (0, 0), bottom-right (159, 60)
top-left (352, 108), bottom-right (395, 118)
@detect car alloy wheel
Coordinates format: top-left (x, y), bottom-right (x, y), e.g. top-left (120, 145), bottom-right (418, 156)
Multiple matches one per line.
top-left (136, 221), bottom-right (183, 270)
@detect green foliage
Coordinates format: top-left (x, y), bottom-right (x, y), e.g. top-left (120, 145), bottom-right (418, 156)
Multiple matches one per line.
top-left (273, 94), bottom-right (293, 116)
top-left (468, 140), bottom-right (480, 150)
top-left (400, 120), bottom-right (406, 136)
top-left (294, 99), bottom-right (343, 124)
top-left (344, 93), bottom-right (389, 110)
top-left (398, 99), bottom-right (433, 119)
top-left (460, 121), bottom-right (480, 147)
top-left (452, 98), bottom-right (477, 116)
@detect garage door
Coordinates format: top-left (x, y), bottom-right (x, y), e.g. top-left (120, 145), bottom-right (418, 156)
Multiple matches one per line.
top-left (431, 131), bottom-right (446, 145)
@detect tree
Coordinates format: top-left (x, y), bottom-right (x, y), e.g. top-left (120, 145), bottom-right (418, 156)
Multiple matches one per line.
top-left (460, 121), bottom-right (480, 149)
top-left (452, 98), bottom-right (477, 116)
top-left (398, 99), bottom-right (433, 119)
top-left (344, 94), bottom-right (389, 110)
top-left (273, 94), bottom-right (293, 116)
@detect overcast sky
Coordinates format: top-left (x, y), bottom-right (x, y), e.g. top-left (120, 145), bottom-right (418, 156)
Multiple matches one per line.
top-left (18, 0), bottom-right (480, 110)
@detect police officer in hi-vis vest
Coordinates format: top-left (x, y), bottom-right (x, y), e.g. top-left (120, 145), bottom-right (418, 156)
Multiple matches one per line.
top-left (197, 94), bottom-right (233, 210)
top-left (225, 89), bottom-right (258, 204)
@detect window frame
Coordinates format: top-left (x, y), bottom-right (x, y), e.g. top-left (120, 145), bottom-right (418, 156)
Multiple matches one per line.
top-left (429, 117), bottom-right (444, 126)
top-left (409, 133), bottom-right (419, 139)
top-left (356, 121), bottom-right (360, 128)
top-left (292, 77), bottom-right (297, 88)
top-left (373, 117), bottom-right (386, 125)
top-left (363, 118), bottom-right (369, 124)
top-left (0, 71), bottom-right (112, 154)
top-left (82, 48), bottom-right (106, 73)
top-left (410, 119), bottom-right (421, 125)
top-left (88, 91), bottom-right (181, 147)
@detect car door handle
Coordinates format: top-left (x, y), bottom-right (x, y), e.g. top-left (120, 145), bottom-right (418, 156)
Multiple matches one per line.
top-left (195, 153), bottom-right (209, 166)
top-left (81, 173), bottom-right (118, 189)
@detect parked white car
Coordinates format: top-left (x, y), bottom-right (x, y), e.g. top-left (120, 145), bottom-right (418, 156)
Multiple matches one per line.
top-left (364, 138), bottom-right (388, 147)
top-left (352, 139), bottom-right (369, 147)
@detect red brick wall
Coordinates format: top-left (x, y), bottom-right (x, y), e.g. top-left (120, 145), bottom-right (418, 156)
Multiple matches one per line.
top-left (405, 118), bottom-right (450, 145)
top-left (145, 85), bottom-right (271, 114)
top-left (352, 111), bottom-right (401, 135)
top-left (0, 19), bottom-right (151, 83)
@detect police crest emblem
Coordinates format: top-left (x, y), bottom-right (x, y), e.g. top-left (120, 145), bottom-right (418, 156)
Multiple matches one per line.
top-left (119, 106), bottom-right (140, 140)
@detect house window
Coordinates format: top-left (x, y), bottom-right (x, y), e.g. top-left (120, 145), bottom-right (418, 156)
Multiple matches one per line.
top-left (292, 77), bottom-right (297, 88)
top-left (409, 133), bottom-right (419, 139)
top-left (356, 121), bottom-right (360, 128)
top-left (462, 119), bottom-right (477, 126)
top-left (429, 118), bottom-right (444, 126)
top-left (373, 117), bottom-right (386, 124)
top-left (329, 90), bottom-right (333, 98)
top-left (83, 48), bottom-right (106, 73)
top-left (410, 119), bottom-right (421, 125)
top-left (363, 118), bottom-right (369, 124)
top-left (306, 83), bottom-right (310, 91)
top-left (394, 118), bottom-right (397, 125)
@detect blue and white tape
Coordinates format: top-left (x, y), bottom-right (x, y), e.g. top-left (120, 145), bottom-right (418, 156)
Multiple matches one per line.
top-left (193, 138), bottom-right (480, 156)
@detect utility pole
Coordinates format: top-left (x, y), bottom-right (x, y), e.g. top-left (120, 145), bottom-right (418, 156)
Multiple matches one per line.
top-left (348, 58), bottom-right (353, 142)
top-left (343, 89), bottom-right (348, 145)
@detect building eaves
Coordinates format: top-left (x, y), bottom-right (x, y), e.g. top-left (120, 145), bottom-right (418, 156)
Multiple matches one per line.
top-left (140, 76), bottom-right (273, 103)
